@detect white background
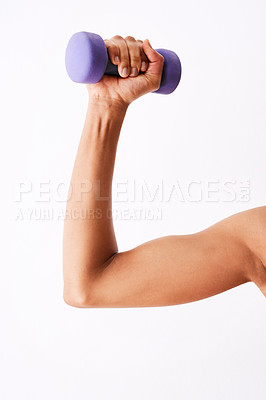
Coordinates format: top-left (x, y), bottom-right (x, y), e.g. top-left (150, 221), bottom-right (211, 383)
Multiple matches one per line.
top-left (1, 0), bottom-right (266, 399)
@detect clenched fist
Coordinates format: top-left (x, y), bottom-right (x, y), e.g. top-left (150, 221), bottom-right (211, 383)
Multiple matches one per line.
top-left (87, 35), bottom-right (165, 108)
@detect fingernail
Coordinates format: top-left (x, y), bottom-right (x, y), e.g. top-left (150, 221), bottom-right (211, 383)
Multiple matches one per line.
top-left (122, 67), bottom-right (128, 76)
top-left (141, 61), bottom-right (146, 70)
top-left (130, 67), bottom-right (138, 76)
top-left (114, 56), bottom-right (119, 62)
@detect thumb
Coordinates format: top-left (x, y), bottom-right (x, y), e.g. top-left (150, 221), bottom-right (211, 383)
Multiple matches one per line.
top-left (142, 39), bottom-right (164, 76)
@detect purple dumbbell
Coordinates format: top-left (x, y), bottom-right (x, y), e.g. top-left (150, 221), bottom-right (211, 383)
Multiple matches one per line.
top-left (65, 32), bottom-right (182, 95)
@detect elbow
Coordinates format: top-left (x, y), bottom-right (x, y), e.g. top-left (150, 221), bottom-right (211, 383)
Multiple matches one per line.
top-left (63, 254), bottom-right (118, 308)
top-left (63, 284), bottom-right (96, 308)
top-left (63, 291), bottom-right (89, 308)
top-left (63, 262), bottom-right (100, 308)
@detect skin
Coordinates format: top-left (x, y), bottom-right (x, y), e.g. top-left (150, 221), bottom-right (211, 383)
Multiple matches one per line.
top-left (63, 35), bottom-right (266, 308)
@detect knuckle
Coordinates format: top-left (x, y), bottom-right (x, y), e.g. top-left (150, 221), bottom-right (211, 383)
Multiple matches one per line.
top-left (108, 43), bottom-right (117, 52)
top-left (125, 35), bottom-right (135, 41)
top-left (120, 55), bottom-right (129, 65)
top-left (130, 55), bottom-right (141, 64)
top-left (107, 45), bottom-right (119, 60)
top-left (112, 44), bottom-right (119, 53)
top-left (131, 61), bottom-right (141, 70)
top-left (112, 35), bottom-right (123, 41)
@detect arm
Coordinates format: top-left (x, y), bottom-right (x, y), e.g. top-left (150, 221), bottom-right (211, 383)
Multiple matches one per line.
top-left (63, 36), bottom-right (266, 308)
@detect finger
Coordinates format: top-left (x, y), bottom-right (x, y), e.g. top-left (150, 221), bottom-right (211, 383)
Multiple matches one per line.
top-left (124, 36), bottom-right (141, 77)
top-left (104, 39), bottom-right (120, 65)
top-left (136, 40), bottom-right (149, 72)
top-left (142, 39), bottom-right (164, 77)
top-left (110, 35), bottom-right (130, 78)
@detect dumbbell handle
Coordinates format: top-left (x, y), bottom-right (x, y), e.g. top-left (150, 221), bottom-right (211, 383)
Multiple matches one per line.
top-left (65, 32), bottom-right (182, 94)
top-left (104, 56), bottom-right (121, 76)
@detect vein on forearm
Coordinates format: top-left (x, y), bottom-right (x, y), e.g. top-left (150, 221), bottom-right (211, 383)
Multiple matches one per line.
top-left (70, 104), bottom-right (127, 199)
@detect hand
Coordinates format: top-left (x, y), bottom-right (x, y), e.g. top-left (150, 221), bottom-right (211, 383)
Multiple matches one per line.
top-left (87, 35), bottom-right (165, 108)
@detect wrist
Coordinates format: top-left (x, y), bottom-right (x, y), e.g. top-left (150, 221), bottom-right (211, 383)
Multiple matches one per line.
top-left (88, 92), bottom-right (129, 113)
top-left (82, 95), bottom-right (128, 146)
top-left (86, 100), bottom-right (128, 128)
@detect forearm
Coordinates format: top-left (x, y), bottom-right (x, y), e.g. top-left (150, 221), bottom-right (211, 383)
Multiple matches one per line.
top-left (63, 99), bottom-right (128, 302)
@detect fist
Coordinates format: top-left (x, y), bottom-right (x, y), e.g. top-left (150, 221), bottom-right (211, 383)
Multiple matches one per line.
top-left (87, 35), bottom-right (165, 107)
